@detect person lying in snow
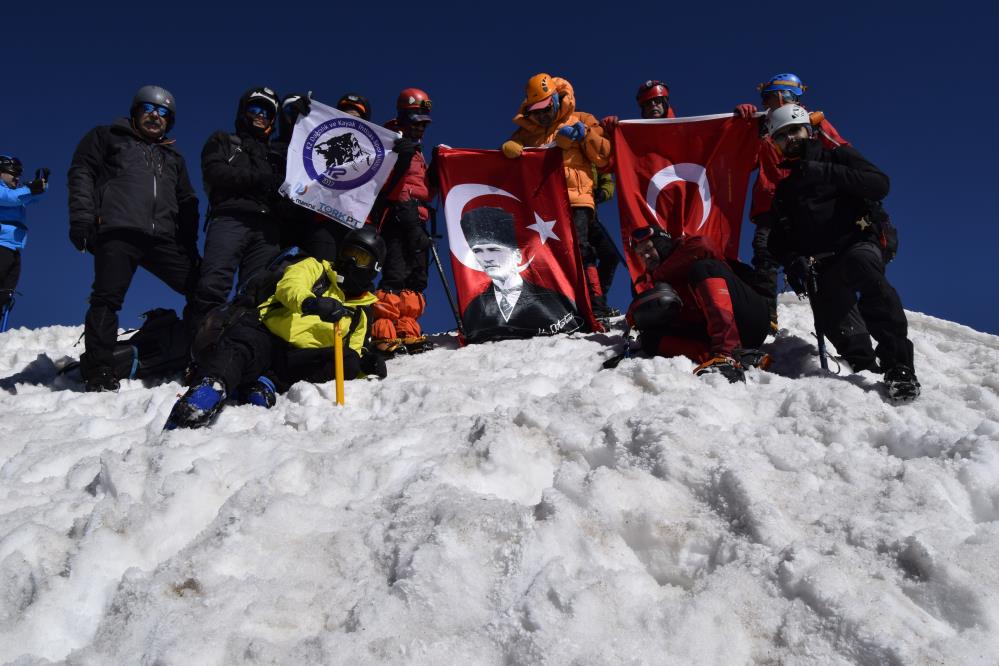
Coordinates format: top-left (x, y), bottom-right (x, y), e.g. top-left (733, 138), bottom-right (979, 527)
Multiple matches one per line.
top-left (166, 227), bottom-right (388, 429)
top-left (626, 225), bottom-right (773, 383)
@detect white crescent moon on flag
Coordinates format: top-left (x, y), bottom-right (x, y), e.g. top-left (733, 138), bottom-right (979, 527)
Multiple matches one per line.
top-left (645, 162), bottom-right (712, 231)
top-left (444, 183), bottom-right (523, 270)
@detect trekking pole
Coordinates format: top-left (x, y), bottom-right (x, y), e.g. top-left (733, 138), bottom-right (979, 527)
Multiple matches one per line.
top-left (802, 257), bottom-right (829, 371)
top-left (333, 322), bottom-right (345, 405)
top-left (423, 204), bottom-right (466, 338)
top-left (0, 294), bottom-right (15, 333)
top-left (594, 214), bottom-right (628, 267)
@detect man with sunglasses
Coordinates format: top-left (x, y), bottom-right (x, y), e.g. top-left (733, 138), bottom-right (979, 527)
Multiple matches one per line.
top-left (765, 105), bottom-right (919, 403)
top-left (734, 73), bottom-right (848, 330)
top-left (627, 225), bottom-right (773, 383)
top-left (194, 87), bottom-right (285, 324)
top-left (502, 73), bottom-right (612, 319)
top-left (0, 155), bottom-right (49, 324)
top-left (68, 84), bottom-right (201, 392)
top-left (166, 227), bottom-right (387, 429)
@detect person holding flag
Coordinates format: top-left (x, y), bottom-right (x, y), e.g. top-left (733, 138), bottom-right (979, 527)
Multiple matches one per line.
top-left (734, 73), bottom-right (849, 328)
top-left (501, 73), bottom-right (614, 319)
top-left (368, 87), bottom-right (435, 355)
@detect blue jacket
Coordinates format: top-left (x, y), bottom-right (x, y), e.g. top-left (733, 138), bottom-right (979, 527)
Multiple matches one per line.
top-left (0, 183), bottom-right (43, 250)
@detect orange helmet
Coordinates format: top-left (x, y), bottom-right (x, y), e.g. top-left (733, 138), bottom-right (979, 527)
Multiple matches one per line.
top-left (396, 88), bottom-right (432, 122)
top-left (525, 73), bottom-right (557, 110)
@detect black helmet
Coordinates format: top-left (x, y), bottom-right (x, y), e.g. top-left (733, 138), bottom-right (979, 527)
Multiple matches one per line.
top-left (335, 226), bottom-right (387, 294)
top-left (237, 86), bottom-right (280, 133)
top-left (131, 85), bottom-right (177, 131)
top-left (630, 224), bottom-right (676, 266)
top-left (336, 93), bottom-right (371, 121)
top-left (0, 155), bottom-right (23, 178)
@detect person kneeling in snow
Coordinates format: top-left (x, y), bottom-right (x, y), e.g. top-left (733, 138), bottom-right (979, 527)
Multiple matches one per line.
top-left (167, 227), bottom-right (388, 429)
top-left (627, 226), bottom-right (773, 383)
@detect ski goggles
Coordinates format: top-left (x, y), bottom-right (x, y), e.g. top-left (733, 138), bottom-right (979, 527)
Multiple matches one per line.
top-left (630, 225), bottom-right (670, 246)
top-left (245, 104), bottom-right (273, 119)
top-left (339, 245), bottom-right (378, 269)
top-left (140, 102), bottom-right (172, 118)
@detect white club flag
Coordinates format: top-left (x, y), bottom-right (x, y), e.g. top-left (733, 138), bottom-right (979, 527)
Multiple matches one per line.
top-left (280, 100), bottom-right (400, 229)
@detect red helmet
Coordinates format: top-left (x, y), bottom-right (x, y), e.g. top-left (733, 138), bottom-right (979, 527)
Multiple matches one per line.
top-left (396, 88), bottom-right (432, 122)
top-left (636, 79), bottom-right (670, 104)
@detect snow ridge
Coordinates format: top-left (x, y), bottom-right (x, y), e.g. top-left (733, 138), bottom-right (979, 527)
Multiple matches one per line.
top-left (1, 295), bottom-right (997, 665)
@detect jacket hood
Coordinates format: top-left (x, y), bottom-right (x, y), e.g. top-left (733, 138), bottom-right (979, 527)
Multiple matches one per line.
top-left (513, 77), bottom-right (576, 130)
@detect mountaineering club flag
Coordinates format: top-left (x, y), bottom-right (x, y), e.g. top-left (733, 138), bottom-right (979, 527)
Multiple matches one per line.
top-left (613, 113), bottom-right (760, 282)
top-left (280, 100), bottom-right (400, 228)
top-left (437, 147), bottom-right (599, 345)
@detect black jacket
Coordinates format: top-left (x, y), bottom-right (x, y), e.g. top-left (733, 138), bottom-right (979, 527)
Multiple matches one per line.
top-left (202, 129), bottom-right (283, 220)
top-left (768, 140), bottom-right (889, 264)
top-left (68, 118), bottom-right (199, 248)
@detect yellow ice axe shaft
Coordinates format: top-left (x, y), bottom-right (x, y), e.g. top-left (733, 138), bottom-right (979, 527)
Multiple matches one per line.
top-left (334, 322), bottom-right (345, 405)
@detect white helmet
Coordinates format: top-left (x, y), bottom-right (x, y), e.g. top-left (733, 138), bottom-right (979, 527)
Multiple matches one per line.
top-left (766, 104), bottom-right (810, 137)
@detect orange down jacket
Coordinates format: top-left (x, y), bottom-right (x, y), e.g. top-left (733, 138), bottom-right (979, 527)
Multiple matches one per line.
top-left (507, 78), bottom-right (611, 209)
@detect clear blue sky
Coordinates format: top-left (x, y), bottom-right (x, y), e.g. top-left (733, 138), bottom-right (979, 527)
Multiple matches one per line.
top-left (3, 2), bottom-right (995, 338)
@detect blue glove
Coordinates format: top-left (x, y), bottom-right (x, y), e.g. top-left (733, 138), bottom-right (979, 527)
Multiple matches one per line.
top-left (557, 122), bottom-right (587, 142)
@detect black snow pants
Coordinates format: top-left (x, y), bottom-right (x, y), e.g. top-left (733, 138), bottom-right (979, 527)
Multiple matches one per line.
top-left (194, 214), bottom-right (282, 317)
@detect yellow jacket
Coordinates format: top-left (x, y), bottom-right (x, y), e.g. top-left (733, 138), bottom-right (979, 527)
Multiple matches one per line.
top-left (505, 77), bottom-right (611, 209)
top-left (259, 258), bottom-right (378, 353)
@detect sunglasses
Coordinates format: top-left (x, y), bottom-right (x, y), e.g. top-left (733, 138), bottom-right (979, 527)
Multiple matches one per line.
top-left (140, 102), bottom-right (172, 118)
top-left (246, 104), bottom-right (273, 119)
top-left (339, 245), bottom-right (377, 269)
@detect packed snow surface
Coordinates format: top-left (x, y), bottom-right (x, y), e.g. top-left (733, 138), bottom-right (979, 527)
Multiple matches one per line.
top-left (1, 295), bottom-right (998, 665)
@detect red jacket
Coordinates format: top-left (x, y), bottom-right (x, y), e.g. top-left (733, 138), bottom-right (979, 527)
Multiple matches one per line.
top-left (636, 235), bottom-right (725, 326)
top-left (382, 119), bottom-right (435, 221)
top-left (750, 111), bottom-right (847, 220)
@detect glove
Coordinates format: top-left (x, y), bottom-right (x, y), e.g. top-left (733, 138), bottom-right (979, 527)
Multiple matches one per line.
top-left (26, 178), bottom-right (46, 195)
top-left (36, 168), bottom-right (51, 182)
top-left (557, 121), bottom-right (587, 142)
top-left (393, 137), bottom-right (417, 158)
top-left (69, 222), bottom-right (97, 253)
top-left (600, 115), bottom-right (619, 133)
top-left (595, 188), bottom-right (610, 204)
top-left (734, 103), bottom-right (757, 120)
top-left (785, 256), bottom-right (811, 297)
top-left (301, 296), bottom-right (346, 323)
top-left (501, 140), bottom-right (524, 159)
top-left (282, 93), bottom-right (311, 122)
top-left (359, 352), bottom-right (388, 379)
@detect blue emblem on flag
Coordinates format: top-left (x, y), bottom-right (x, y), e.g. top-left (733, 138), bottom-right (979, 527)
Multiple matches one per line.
top-left (302, 117), bottom-right (386, 190)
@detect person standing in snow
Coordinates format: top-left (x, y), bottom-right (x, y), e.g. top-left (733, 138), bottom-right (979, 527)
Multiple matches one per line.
top-left (501, 73), bottom-right (614, 319)
top-left (0, 155), bottom-right (49, 326)
top-left (627, 225), bottom-right (773, 383)
top-left (68, 85), bottom-right (201, 392)
top-left (733, 73), bottom-right (849, 330)
top-left (590, 168), bottom-right (621, 316)
top-left (193, 87), bottom-right (285, 324)
top-left (367, 88), bottom-right (434, 355)
top-left (765, 104), bottom-right (919, 403)
top-left (167, 226), bottom-right (388, 429)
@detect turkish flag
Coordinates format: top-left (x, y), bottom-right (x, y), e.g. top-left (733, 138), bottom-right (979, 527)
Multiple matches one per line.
top-left (613, 114), bottom-right (760, 283)
top-left (437, 147), bottom-right (599, 344)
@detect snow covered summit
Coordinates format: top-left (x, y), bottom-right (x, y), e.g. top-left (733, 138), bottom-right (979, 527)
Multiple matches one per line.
top-left (1, 295), bottom-right (998, 664)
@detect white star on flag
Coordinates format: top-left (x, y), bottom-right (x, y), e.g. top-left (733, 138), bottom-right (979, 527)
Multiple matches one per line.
top-left (527, 213), bottom-right (560, 244)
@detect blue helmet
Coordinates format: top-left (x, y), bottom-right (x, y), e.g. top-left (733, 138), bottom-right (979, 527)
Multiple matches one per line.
top-left (758, 73), bottom-right (807, 97)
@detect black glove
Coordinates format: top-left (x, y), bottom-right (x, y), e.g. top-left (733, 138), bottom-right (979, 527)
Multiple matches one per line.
top-left (69, 222), bottom-right (97, 253)
top-left (595, 188), bottom-right (610, 204)
top-left (301, 296), bottom-right (346, 323)
top-left (36, 168), bottom-right (51, 182)
top-left (282, 93), bottom-right (311, 123)
top-left (393, 137), bottom-right (417, 158)
top-left (785, 256), bottom-right (811, 297)
top-left (359, 352), bottom-right (388, 379)
top-left (26, 178), bottom-right (46, 195)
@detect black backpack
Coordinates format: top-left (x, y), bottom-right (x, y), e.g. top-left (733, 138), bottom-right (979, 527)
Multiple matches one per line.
top-left (862, 200), bottom-right (899, 263)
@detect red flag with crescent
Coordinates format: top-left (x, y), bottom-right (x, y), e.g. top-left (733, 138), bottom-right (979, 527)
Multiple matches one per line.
top-left (613, 114), bottom-right (760, 283)
top-left (437, 147), bottom-right (599, 344)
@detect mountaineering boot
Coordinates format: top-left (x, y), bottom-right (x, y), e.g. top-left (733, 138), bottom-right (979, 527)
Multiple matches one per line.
top-left (883, 365), bottom-right (920, 404)
top-left (694, 356), bottom-right (746, 383)
top-left (165, 376), bottom-right (227, 429)
top-left (734, 348), bottom-right (773, 371)
top-left (84, 366), bottom-right (120, 393)
top-left (242, 376), bottom-right (276, 409)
